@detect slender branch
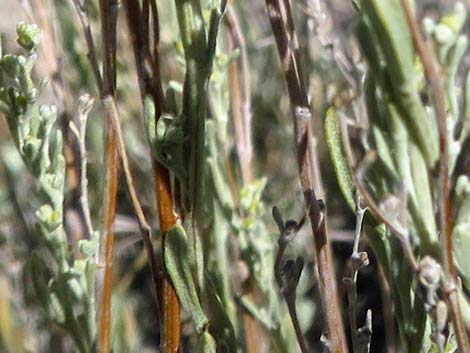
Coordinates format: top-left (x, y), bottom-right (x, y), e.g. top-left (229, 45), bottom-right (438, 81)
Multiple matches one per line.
top-left (399, 2), bottom-right (470, 351)
top-left (96, 2), bottom-right (119, 351)
top-left (71, 0), bottom-right (103, 94)
top-left (225, 9), bottom-right (260, 352)
top-left (229, 7), bottom-right (253, 168)
top-left (265, 1), bottom-right (348, 351)
top-left (225, 22), bottom-right (249, 184)
top-left (104, 95), bottom-right (161, 317)
top-left (225, 6), bottom-right (253, 185)
top-left (98, 98), bottom-right (119, 353)
top-left (123, 2), bottom-right (181, 352)
top-left (286, 297), bottom-right (311, 353)
top-left (72, 1), bottom-right (150, 351)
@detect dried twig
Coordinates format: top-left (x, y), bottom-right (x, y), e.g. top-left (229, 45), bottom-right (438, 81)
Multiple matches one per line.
top-left (265, 1), bottom-right (348, 351)
top-left (399, 2), bottom-right (470, 351)
top-left (68, 94), bottom-right (95, 238)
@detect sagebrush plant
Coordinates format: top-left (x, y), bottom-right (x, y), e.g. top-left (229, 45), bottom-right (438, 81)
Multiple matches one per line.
top-left (0, 1), bottom-right (468, 353)
top-left (0, 23), bottom-right (97, 353)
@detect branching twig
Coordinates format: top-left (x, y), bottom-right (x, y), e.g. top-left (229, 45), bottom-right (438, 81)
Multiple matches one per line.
top-left (399, 2), bottom-right (470, 351)
top-left (265, 1), bottom-right (348, 351)
top-left (273, 206), bottom-right (310, 353)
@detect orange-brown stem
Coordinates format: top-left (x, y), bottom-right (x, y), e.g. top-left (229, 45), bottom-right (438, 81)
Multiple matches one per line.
top-left (154, 163), bottom-right (181, 353)
top-left (98, 108), bottom-right (119, 353)
top-left (123, 1), bottom-right (182, 350)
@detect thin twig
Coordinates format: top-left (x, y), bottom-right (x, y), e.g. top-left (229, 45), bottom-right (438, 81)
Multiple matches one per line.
top-left (286, 295), bottom-right (311, 353)
top-left (336, 109), bottom-right (419, 272)
top-left (103, 95), bottom-right (160, 314)
top-left (105, 98), bottom-right (161, 323)
top-left (71, 0), bottom-right (103, 95)
top-left (399, 2), bottom-right (470, 351)
top-left (354, 152), bottom-right (418, 272)
top-left (68, 94), bottom-right (95, 238)
top-left (344, 200), bottom-right (367, 353)
top-left (265, 1), bottom-right (348, 351)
